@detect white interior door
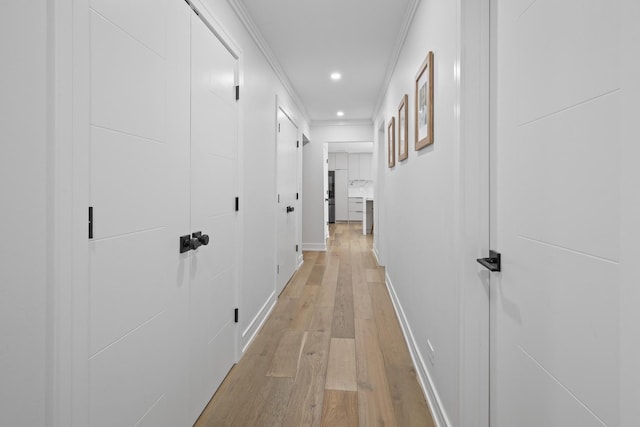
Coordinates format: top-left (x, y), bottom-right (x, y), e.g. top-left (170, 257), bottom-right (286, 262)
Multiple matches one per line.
top-left (87, 1), bottom-right (191, 425)
top-left (276, 108), bottom-right (298, 294)
top-left (188, 12), bottom-right (239, 423)
top-left (492, 1), bottom-right (621, 425)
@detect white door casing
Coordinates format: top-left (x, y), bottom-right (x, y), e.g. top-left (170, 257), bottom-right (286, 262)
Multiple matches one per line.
top-left (276, 107), bottom-right (299, 294)
top-left (492, 0), bottom-right (621, 425)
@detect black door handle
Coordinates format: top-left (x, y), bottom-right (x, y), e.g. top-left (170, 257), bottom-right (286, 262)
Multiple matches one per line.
top-left (286, 206), bottom-right (295, 213)
top-left (192, 231), bottom-right (210, 246)
top-left (477, 250), bottom-right (501, 272)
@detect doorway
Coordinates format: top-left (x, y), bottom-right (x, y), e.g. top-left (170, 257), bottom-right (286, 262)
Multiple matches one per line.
top-left (275, 106), bottom-right (299, 295)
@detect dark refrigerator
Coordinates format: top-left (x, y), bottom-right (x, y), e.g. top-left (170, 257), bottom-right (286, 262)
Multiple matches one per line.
top-left (328, 171), bottom-right (335, 223)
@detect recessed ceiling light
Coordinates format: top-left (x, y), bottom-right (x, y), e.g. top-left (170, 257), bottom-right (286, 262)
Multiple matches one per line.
top-left (330, 72), bottom-right (342, 81)
top-left (337, 111), bottom-right (344, 117)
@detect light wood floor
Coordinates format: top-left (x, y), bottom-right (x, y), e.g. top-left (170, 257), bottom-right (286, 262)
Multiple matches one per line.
top-left (195, 223), bottom-right (435, 427)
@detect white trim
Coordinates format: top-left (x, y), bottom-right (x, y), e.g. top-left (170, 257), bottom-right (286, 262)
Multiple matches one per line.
top-left (190, 0), bottom-right (243, 58)
top-left (297, 254), bottom-right (304, 269)
top-left (310, 119), bottom-right (373, 127)
top-left (371, 0), bottom-right (422, 121)
top-left (385, 273), bottom-right (452, 427)
top-left (302, 243), bottom-right (327, 252)
top-left (227, 0), bottom-right (310, 123)
top-left (372, 248), bottom-right (382, 266)
top-left (241, 292), bottom-right (277, 353)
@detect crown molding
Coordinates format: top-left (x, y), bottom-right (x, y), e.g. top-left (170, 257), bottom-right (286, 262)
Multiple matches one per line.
top-left (227, 0), bottom-right (311, 123)
top-left (310, 119), bottom-right (373, 128)
top-left (372, 0), bottom-right (422, 120)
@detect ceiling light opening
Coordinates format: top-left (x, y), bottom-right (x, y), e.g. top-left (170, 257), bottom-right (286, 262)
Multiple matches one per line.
top-left (330, 72), bottom-right (342, 81)
top-left (337, 111), bottom-right (344, 117)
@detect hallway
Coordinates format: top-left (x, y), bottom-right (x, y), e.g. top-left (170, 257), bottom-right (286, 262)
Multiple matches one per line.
top-left (195, 223), bottom-right (435, 426)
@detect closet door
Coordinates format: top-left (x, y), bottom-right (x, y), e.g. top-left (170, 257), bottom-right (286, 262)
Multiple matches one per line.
top-left (188, 12), bottom-right (240, 423)
top-left (87, 1), bottom-right (191, 425)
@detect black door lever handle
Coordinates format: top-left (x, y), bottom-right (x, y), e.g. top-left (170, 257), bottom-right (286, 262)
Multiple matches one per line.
top-left (477, 250), bottom-right (501, 272)
top-left (286, 206), bottom-right (295, 213)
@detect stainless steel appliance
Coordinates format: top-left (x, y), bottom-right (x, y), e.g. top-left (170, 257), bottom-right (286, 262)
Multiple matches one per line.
top-left (328, 171), bottom-right (335, 223)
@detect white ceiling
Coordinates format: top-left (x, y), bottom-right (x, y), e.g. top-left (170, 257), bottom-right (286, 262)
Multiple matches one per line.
top-left (238, 0), bottom-right (415, 122)
top-left (328, 142), bottom-right (374, 153)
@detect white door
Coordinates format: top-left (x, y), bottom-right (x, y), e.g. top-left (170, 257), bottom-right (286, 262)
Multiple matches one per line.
top-left (188, 12), bottom-right (239, 423)
top-left (276, 108), bottom-right (299, 294)
top-left (84, 2), bottom-right (238, 426)
top-left (87, 1), bottom-right (191, 425)
top-left (492, 1), bottom-right (621, 425)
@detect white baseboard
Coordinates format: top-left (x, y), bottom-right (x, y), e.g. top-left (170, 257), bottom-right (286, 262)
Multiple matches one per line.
top-left (302, 243), bottom-right (327, 252)
top-left (385, 273), bottom-right (452, 427)
top-left (372, 247), bottom-right (382, 266)
top-left (297, 253), bottom-right (304, 269)
top-left (241, 291), bottom-right (276, 354)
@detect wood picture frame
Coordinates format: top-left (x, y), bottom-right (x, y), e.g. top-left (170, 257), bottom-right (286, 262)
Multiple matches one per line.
top-left (415, 51), bottom-right (434, 150)
top-left (398, 94), bottom-right (408, 161)
top-left (387, 117), bottom-right (395, 168)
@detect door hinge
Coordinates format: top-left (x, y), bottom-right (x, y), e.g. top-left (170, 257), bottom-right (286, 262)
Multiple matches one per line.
top-left (297, 140), bottom-right (299, 148)
top-left (235, 85), bottom-right (240, 101)
top-left (234, 308), bottom-right (239, 323)
top-left (278, 194), bottom-right (280, 203)
top-left (295, 244), bottom-right (299, 252)
top-left (88, 207), bottom-right (94, 239)
top-left (277, 264), bottom-right (280, 274)
top-left (296, 192), bottom-right (299, 200)
top-left (278, 123), bottom-right (281, 132)
top-left (235, 196), bottom-right (239, 212)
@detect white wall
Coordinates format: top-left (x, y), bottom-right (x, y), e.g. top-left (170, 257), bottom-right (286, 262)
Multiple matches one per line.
top-left (191, 0), bottom-right (311, 350)
top-left (303, 122), bottom-right (373, 248)
top-left (373, 0), bottom-right (489, 425)
top-left (0, 2), bottom-right (50, 425)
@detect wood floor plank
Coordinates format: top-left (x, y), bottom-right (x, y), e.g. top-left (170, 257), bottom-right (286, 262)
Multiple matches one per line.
top-left (282, 331), bottom-right (331, 427)
top-left (331, 249), bottom-right (355, 338)
top-left (366, 267), bottom-right (384, 283)
top-left (352, 252), bottom-right (374, 320)
top-left (267, 330), bottom-right (306, 378)
top-left (320, 390), bottom-right (358, 427)
top-left (289, 284), bottom-right (320, 332)
top-left (355, 318), bottom-right (397, 427)
top-left (369, 282), bottom-right (436, 427)
top-left (325, 338), bottom-right (357, 391)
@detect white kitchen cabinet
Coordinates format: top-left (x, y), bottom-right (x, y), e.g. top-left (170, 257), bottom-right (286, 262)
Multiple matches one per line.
top-left (348, 196), bottom-right (363, 222)
top-left (328, 152), bottom-right (336, 171)
top-left (359, 153), bottom-right (372, 180)
top-left (335, 152), bottom-right (348, 170)
top-left (348, 154), bottom-right (360, 180)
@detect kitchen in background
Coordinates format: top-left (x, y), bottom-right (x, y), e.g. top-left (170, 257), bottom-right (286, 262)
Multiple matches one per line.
top-left (328, 150), bottom-right (374, 234)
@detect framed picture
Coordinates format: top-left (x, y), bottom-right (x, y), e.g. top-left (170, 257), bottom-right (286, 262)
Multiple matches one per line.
top-left (398, 94), bottom-right (408, 161)
top-left (415, 51), bottom-right (434, 150)
top-left (388, 117), bottom-right (395, 168)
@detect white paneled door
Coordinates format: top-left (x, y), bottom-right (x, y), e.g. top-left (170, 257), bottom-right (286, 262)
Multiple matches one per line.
top-left (188, 12), bottom-right (239, 423)
top-left (276, 108), bottom-right (299, 294)
top-left (492, 0), bottom-right (620, 425)
top-left (86, 1), bottom-right (238, 425)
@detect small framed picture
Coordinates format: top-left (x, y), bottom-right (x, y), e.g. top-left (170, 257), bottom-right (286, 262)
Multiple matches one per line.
top-left (415, 51), bottom-right (434, 150)
top-left (398, 94), bottom-right (408, 161)
top-left (388, 117), bottom-right (395, 168)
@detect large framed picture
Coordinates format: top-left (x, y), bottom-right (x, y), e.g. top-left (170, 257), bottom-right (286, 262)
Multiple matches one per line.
top-left (398, 94), bottom-right (408, 161)
top-left (415, 51), bottom-right (434, 150)
top-left (388, 117), bottom-right (395, 168)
